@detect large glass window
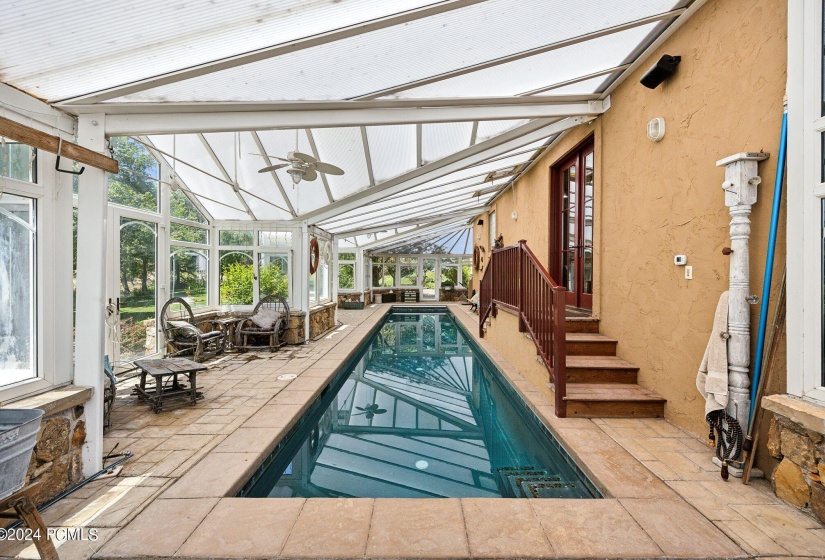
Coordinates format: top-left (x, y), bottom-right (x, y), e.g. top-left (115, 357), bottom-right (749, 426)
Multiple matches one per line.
top-left (170, 189), bottom-right (207, 223)
top-left (371, 257), bottom-right (396, 287)
top-left (400, 257), bottom-right (418, 286)
top-left (461, 261), bottom-right (473, 287)
top-left (170, 223), bottom-right (208, 245)
top-left (0, 194), bottom-right (36, 386)
top-left (489, 210), bottom-right (497, 248)
top-left (259, 253), bottom-right (289, 298)
top-left (108, 137), bottom-right (160, 212)
top-left (0, 139), bottom-right (36, 183)
top-left (220, 250), bottom-right (254, 305)
top-left (338, 252), bottom-right (356, 290)
top-left (441, 257), bottom-right (459, 288)
top-left (258, 231), bottom-right (292, 248)
top-left (170, 247), bottom-right (208, 308)
top-left (219, 230), bottom-right (253, 246)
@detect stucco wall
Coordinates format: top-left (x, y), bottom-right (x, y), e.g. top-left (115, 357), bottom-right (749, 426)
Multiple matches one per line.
top-left (473, 0), bottom-right (787, 465)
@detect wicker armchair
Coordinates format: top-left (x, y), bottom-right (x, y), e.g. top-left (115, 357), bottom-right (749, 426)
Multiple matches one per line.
top-left (235, 295), bottom-right (290, 352)
top-left (160, 297), bottom-right (226, 362)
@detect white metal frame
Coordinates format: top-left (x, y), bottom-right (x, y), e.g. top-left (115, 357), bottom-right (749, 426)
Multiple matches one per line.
top-left (787, 0), bottom-right (825, 403)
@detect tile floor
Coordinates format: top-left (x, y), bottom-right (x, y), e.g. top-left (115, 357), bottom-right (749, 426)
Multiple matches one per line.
top-left (0, 303), bottom-right (822, 559)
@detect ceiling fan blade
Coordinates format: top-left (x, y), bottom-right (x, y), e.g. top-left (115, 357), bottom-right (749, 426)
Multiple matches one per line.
top-left (314, 161), bottom-right (345, 176)
top-left (258, 163), bottom-right (288, 173)
top-left (250, 153), bottom-right (290, 162)
top-left (291, 151), bottom-right (318, 164)
top-left (303, 167), bottom-right (318, 182)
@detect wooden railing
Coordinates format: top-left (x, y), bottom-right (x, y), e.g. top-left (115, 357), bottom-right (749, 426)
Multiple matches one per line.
top-left (479, 240), bottom-right (567, 417)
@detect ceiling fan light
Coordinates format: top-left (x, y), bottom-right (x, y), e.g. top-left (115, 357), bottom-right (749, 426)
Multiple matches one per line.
top-left (287, 167), bottom-right (304, 184)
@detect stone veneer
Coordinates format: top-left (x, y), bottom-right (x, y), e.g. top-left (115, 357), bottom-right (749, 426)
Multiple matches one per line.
top-left (764, 395), bottom-right (825, 524)
top-left (309, 301), bottom-right (337, 339)
top-left (337, 291), bottom-right (371, 308)
top-left (439, 286), bottom-right (468, 302)
top-left (14, 386), bottom-right (92, 506)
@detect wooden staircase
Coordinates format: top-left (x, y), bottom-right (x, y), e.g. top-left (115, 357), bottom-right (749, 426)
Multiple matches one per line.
top-left (552, 317), bottom-right (666, 418)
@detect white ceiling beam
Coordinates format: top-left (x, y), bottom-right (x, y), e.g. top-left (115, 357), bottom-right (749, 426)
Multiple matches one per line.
top-left (469, 122), bottom-right (479, 146)
top-left (250, 131), bottom-right (296, 217)
top-left (600, 0), bottom-right (708, 99)
top-left (101, 100), bottom-right (605, 136)
top-left (333, 207), bottom-right (488, 237)
top-left (416, 124), bottom-right (423, 168)
top-left (197, 133), bottom-right (257, 220)
top-left (56, 0), bottom-right (485, 105)
top-left (305, 129), bottom-right (335, 203)
top-left (301, 116), bottom-right (594, 223)
top-left (353, 8), bottom-right (685, 100)
top-left (66, 94), bottom-right (598, 115)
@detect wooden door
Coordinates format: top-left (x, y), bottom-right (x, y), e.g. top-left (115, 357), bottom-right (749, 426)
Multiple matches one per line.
top-left (552, 139), bottom-right (594, 310)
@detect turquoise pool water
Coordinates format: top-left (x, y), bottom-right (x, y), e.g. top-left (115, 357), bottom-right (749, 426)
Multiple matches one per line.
top-left (240, 309), bottom-right (599, 499)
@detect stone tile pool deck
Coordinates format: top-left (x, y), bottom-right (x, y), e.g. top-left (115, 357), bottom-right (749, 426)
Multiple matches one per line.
top-left (1, 304), bottom-right (823, 559)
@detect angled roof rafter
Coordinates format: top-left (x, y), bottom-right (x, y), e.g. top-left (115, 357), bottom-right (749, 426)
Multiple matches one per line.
top-left (334, 207), bottom-right (487, 237)
top-left (197, 133), bottom-right (257, 220)
top-left (359, 218), bottom-right (474, 251)
top-left (250, 131), bottom-right (297, 217)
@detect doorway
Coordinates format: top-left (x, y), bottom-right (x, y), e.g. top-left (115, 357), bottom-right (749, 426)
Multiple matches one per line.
top-left (551, 138), bottom-right (594, 311)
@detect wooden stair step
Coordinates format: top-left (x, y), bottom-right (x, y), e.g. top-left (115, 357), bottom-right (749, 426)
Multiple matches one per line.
top-left (565, 355), bottom-right (638, 383)
top-left (566, 333), bottom-right (618, 356)
top-left (565, 317), bottom-right (600, 334)
top-left (550, 382), bottom-right (666, 418)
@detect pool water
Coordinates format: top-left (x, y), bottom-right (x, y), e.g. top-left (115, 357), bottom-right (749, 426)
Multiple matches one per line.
top-left (241, 310), bottom-right (599, 499)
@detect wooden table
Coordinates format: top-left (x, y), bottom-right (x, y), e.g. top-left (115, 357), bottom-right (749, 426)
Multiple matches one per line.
top-left (0, 482), bottom-right (59, 560)
top-left (133, 358), bottom-right (207, 413)
top-left (211, 317), bottom-right (247, 351)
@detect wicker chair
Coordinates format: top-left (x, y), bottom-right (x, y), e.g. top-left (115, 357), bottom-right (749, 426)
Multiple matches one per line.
top-left (235, 295), bottom-right (290, 352)
top-left (160, 297), bottom-right (226, 362)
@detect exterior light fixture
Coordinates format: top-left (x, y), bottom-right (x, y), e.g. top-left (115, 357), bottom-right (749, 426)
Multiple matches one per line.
top-left (640, 55), bottom-right (681, 89)
top-left (647, 118), bottom-right (666, 142)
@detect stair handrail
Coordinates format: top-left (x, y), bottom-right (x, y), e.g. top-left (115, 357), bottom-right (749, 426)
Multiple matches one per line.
top-left (479, 240), bottom-right (567, 417)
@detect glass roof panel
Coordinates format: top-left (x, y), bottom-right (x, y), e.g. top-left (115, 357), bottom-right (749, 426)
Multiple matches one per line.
top-left (421, 122), bottom-right (474, 164)
top-left (390, 23), bottom-right (661, 98)
top-left (311, 127), bottom-right (371, 199)
top-left (147, 134), bottom-right (248, 220)
top-left (366, 126), bottom-right (418, 183)
top-left (2, 0), bottom-right (447, 102)
top-left (475, 120), bottom-right (531, 144)
top-left (539, 74), bottom-right (618, 95)
top-left (255, 129), bottom-right (326, 214)
top-left (114, 0), bottom-right (681, 102)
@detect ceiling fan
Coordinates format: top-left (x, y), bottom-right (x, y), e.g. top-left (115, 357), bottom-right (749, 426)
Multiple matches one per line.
top-left (254, 132), bottom-right (343, 186)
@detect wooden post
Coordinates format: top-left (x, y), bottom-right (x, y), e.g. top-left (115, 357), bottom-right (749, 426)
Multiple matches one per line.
top-left (716, 152), bottom-right (768, 439)
top-left (553, 285), bottom-right (567, 417)
top-left (518, 240), bottom-right (527, 332)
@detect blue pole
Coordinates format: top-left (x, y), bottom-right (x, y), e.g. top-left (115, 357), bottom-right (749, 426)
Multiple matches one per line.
top-left (749, 101), bottom-right (787, 426)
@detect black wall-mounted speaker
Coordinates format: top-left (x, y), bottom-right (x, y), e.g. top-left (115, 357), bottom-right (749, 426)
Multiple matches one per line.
top-left (640, 55), bottom-right (681, 89)
top-left (477, 219), bottom-right (484, 226)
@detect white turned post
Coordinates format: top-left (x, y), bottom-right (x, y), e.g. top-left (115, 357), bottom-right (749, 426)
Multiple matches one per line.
top-left (716, 152), bottom-right (768, 438)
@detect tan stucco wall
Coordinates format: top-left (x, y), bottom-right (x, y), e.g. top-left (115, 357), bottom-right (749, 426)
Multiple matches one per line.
top-left (473, 0), bottom-right (788, 466)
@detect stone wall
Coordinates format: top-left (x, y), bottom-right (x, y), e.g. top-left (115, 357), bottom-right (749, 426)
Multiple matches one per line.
top-left (15, 387), bottom-right (91, 506)
top-left (283, 311), bottom-right (306, 345)
top-left (309, 302), bottom-right (337, 339)
top-left (766, 414), bottom-right (825, 524)
top-left (439, 287), bottom-right (468, 302)
top-left (337, 291), bottom-right (370, 308)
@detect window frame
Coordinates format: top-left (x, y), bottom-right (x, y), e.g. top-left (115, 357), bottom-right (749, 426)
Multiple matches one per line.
top-left (787, 0), bottom-right (825, 403)
top-left (0, 143), bottom-right (72, 402)
top-left (337, 251), bottom-right (357, 292)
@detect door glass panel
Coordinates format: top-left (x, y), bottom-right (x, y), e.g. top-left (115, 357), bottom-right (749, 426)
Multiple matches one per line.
top-left (170, 246), bottom-right (208, 308)
top-left (119, 218), bottom-right (157, 361)
top-left (259, 253), bottom-right (289, 299)
top-left (562, 164), bottom-right (576, 293)
top-left (422, 259), bottom-right (437, 300)
top-left (583, 151), bottom-right (594, 295)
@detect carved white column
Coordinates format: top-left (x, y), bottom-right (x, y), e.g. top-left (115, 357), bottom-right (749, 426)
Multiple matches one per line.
top-left (716, 152), bottom-right (768, 436)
